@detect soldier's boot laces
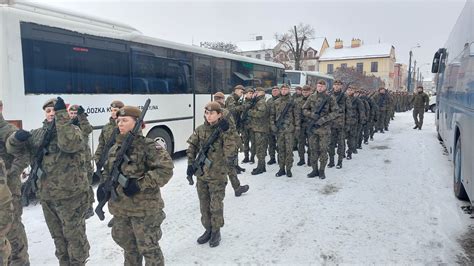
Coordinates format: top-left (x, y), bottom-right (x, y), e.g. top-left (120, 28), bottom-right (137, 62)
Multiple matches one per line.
top-left (275, 168), bottom-right (286, 177)
top-left (235, 185), bottom-right (249, 197)
top-left (327, 157), bottom-right (335, 168)
top-left (307, 167), bottom-right (319, 178)
top-left (197, 229), bottom-right (212, 244)
top-left (286, 168), bottom-right (293, 178)
top-left (297, 158), bottom-right (305, 166)
top-left (242, 155), bottom-right (250, 163)
top-left (319, 169), bottom-right (326, 179)
top-left (209, 230), bottom-right (221, 248)
top-left (267, 158), bottom-right (276, 165)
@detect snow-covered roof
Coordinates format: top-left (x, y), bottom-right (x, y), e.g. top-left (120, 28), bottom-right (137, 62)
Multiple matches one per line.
top-left (235, 39), bottom-right (279, 52)
top-left (319, 43), bottom-right (394, 61)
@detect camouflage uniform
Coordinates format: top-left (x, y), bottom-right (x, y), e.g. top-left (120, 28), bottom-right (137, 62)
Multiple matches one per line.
top-left (411, 91), bottom-right (429, 129)
top-left (364, 96), bottom-right (379, 140)
top-left (266, 95), bottom-right (279, 163)
top-left (328, 91), bottom-right (346, 166)
top-left (93, 117), bottom-right (117, 163)
top-left (248, 94), bottom-right (269, 174)
top-left (372, 92), bottom-right (389, 133)
top-left (0, 158), bottom-right (13, 266)
top-left (302, 92), bottom-right (339, 178)
top-left (0, 114), bottom-right (29, 266)
top-left (295, 94), bottom-right (310, 165)
top-left (345, 95), bottom-right (366, 157)
top-left (7, 109), bottom-right (90, 266)
top-left (104, 131), bottom-right (174, 266)
top-left (240, 98), bottom-right (255, 162)
top-left (270, 94), bottom-right (300, 175)
top-left (187, 117), bottom-right (234, 235)
top-left (357, 96), bottom-right (370, 148)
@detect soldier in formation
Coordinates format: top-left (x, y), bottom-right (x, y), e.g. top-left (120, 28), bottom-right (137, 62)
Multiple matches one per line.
top-left (247, 87), bottom-right (269, 175)
top-left (266, 86), bottom-right (280, 165)
top-left (328, 80), bottom-right (346, 169)
top-left (295, 85), bottom-right (312, 166)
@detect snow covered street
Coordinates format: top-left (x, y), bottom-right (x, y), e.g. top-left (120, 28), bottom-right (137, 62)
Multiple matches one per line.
top-left (23, 111), bottom-right (474, 265)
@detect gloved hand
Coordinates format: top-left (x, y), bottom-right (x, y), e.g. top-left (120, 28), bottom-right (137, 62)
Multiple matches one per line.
top-left (96, 183), bottom-right (107, 202)
top-left (14, 129), bottom-right (31, 142)
top-left (123, 179), bottom-right (140, 197)
top-left (77, 105), bottom-right (87, 116)
top-left (54, 97), bottom-right (67, 111)
top-left (218, 119), bottom-right (230, 131)
top-left (187, 165), bottom-right (194, 177)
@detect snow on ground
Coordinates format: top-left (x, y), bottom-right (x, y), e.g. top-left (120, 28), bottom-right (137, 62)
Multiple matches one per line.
top-left (23, 111), bottom-right (474, 265)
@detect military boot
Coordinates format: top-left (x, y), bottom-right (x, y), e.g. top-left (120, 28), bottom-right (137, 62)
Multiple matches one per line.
top-left (209, 230), bottom-right (221, 247)
top-left (297, 158), bottom-right (305, 166)
top-left (286, 168), bottom-right (293, 177)
top-left (107, 217), bottom-right (115, 228)
top-left (319, 168), bottom-right (326, 179)
top-left (242, 154), bottom-right (250, 163)
top-left (336, 157), bottom-right (343, 169)
top-left (197, 229), bottom-right (212, 244)
top-left (327, 156), bottom-right (335, 168)
top-left (251, 161), bottom-right (266, 175)
top-left (346, 152), bottom-right (352, 160)
top-left (236, 165), bottom-right (246, 172)
top-left (307, 166), bottom-right (319, 178)
top-left (275, 167), bottom-right (286, 177)
top-left (364, 140), bottom-right (369, 145)
top-left (267, 157), bottom-right (276, 165)
top-left (352, 148), bottom-right (358, 154)
top-left (235, 185), bottom-right (249, 197)
top-left (249, 155), bottom-right (255, 164)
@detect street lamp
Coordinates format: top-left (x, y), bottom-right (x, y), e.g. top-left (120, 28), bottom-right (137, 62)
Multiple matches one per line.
top-left (407, 44), bottom-right (421, 92)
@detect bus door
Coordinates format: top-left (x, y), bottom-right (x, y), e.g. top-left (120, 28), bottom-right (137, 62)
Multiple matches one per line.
top-left (193, 55), bottom-right (213, 129)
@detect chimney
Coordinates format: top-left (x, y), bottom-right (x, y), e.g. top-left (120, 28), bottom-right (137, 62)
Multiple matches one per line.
top-left (351, 38), bottom-right (361, 48)
top-left (335, 38), bottom-right (343, 49)
top-left (256, 36), bottom-right (263, 41)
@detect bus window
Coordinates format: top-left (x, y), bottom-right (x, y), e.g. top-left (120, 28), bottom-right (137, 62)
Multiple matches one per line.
top-left (254, 65), bottom-right (277, 89)
top-left (213, 58), bottom-right (232, 94)
top-left (194, 56), bottom-right (212, 94)
top-left (22, 39), bottom-right (130, 94)
top-left (286, 72), bottom-right (301, 85)
top-left (231, 61), bottom-right (254, 87)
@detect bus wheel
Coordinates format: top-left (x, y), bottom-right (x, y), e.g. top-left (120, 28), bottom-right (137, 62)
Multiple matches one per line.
top-left (454, 137), bottom-right (468, 200)
top-left (148, 127), bottom-right (173, 155)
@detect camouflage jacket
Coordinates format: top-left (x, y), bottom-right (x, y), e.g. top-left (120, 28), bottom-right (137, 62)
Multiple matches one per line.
top-left (266, 95), bottom-right (279, 115)
top-left (76, 114), bottom-right (94, 178)
top-left (411, 92), bottom-right (429, 108)
top-left (105, 134), bottom-right (174, 217)
top-left (270, 94), bottom-right (300, 134)
top-left (225, 93), bottom-right (245, 129)
top-left (295, 95), bottom-right (310, 128)
top-left (221, 107), bottom-right (240, 155)
top-left (94, 117), bottom-right (117, 163)
top-left (361, 96), bottom-right (379, 121)
top-left (248, 95), bottom-right (269, 133)
top-left (331, 91), bottom-right (347, 129)
top-left (0, 158), bottom-right (13, 238)
top-left (302, 92), bottom-right (339, 133)
top-left (345, 96), bottom-right (366, 126)
top-left (7, 109), bottom-right (88, 201)
top-left (187, 118), bottom-right (235, 183)
top-left (0, 114), bottom-right (29, 196)
top-left (372, 93), bottom-right (389, 111)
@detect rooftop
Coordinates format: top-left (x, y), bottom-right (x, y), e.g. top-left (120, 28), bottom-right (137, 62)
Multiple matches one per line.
top-left (319, 43), bottom-right (394, 61)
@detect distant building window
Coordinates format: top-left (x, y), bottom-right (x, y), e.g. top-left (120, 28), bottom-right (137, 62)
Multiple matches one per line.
top-left (356, 63), bottom-right (363, 73)
top-left (246, 55), bottom-right (252, 58)
top-left (327, 64), bottom-right (334, 74)
top-left (308, 65), bottom-right (315, 71)
top-left (265, 53), bottom-right (271, 61)
top-left (256, 54), bottom-right (261, 59)
top-left (341, 63), bottom-right (347, 68)
top-left (308, 51), bottom-right (314, 58)
top-left (371, 62), bottom-right (378, 72)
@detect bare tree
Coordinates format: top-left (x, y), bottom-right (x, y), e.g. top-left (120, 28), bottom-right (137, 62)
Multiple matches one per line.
top-left (275, 23), bottom-right (315, 70)
top-left (333, 66), bottom-right (385, 91)
top-left (199, 41), bottom-right (238, 54)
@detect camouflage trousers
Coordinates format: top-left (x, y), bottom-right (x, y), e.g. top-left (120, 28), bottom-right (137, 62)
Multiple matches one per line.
top-left (297, 126), bottom-right (309, 160)
top-left (249, 131), bottom-right (268, 162)
top-left (41, 193), bottom-right (90, 266)
top-left (364, 121), bottom-right (373, 142)
top-left (0, 201), bottom-right (12, 266)
top-left (6, 196), bottom-right (29, 266)
top-left (112, 211), bottom-right (166, 266)
top-left (369, 120), bottom-right (376, 138)
top-left (413, 107), bottom-right (425, 128)
top-left (384, 110), bottom-right (391, 129)
top-left (357, 123), bottom-right (364, 147)
top-left (268, 133), bottom-right (277, 160)
top-left (345, 124), bottom-right (357, 153)
top-left (329, 127), bottom-right (345, 158)
top-left (308, 128), bottom-right (330, 169)
top-left (241, 127), bottom-right (253, 158)
top-left (197, 179), bottom-right (226, 231)
top-left (376, 110), bottom-right (387, 130)
top-left (0, 238), bottom-right (10, 266)
top-left (227, 160), bottom-right (241, 191)
top-left (276, 131), bottom-right (294, 169)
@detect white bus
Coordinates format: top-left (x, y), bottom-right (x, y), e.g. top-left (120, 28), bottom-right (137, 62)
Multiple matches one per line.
top-left (0, 0), bottom-right (285, 155)
top-left (284, 70), bottom-right (334, 90)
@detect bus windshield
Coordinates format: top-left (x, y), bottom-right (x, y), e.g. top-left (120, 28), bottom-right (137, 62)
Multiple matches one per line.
top-left (286, 72), bottom-right (301, 85)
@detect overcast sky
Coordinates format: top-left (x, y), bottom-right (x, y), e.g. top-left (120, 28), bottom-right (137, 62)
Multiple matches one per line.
top-left (35, 0), bottom-right (466, 78)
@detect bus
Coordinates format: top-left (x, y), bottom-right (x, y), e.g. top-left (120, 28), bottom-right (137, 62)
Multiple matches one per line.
top-left (284, 70), bottom-right (334, 91)
top-left (431, 0), bottom-right (474, 203)
top-left (0, 0), bottom-right (285, 155)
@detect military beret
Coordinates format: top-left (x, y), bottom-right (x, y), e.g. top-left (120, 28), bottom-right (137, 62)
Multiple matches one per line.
top-left (117, 106), bottom-right (141, 118)
top-left (213, 92), bottom-right (225, 99)
top-left (317, 80), bottom-right (327, 86)
top-left (245, 88), bottom-right (255, 93)
top-left (272, 86), bottom-right (280, 90)
top-left (110, 100), bottom-right (125, 109)
top-left (334, 80), bottom-right (343, 85)
top-left (204, 101), bottom-right (222, 113)
top-left (42, 98), bottom-right (57, 110)
top-left (255, 87), bottom-right (265, 92)
top-left (302, 85), bottom-right (312, 91)
top-left (68, 104), bottom-right (79, 111)
top-left (234, 85), bottom-right (245, 91)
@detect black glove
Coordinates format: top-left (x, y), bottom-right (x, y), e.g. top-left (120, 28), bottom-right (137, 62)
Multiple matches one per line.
top-left (77, 105), bottom-right (87, 116)
top-left (123, 179), bottom-right (140, 197)
top-left (54, 97), bottom-right (67, 111)
top-left (219, 118), bottom-right (230, 132)
top-left (14, 129), bottom-right (31, 142)
top-left (96, 183), bottom-right (107, 202)
top-left (71, 117), bottom-right (79, 126)
top-left (187, 165), bottom-right (194, 177)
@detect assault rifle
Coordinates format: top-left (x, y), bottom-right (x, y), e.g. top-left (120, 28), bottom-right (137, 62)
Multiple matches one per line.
top-left (239, 97), bottom-right (257, 128)
top-left (92, 128), bottom-right (119, 184)
top-left (275, 99), bottom-right (294, 132)
top-left (186, 119), bottom-right (230, 186)
top-left (306, 97), bottom-right (329, 134)
top-left (21, 119), bottom-right (56, 207)
top-left (95, 99), bottom-right (151, 221)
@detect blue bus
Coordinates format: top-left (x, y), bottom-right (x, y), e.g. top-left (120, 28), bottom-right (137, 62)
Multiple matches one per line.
top-left (431, 0), bottom-right (474, 202)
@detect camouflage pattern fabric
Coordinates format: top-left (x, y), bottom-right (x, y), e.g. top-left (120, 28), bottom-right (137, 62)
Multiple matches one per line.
top-left (295, 96), bottom-right (310, 161)
top-left (93, 117), bottom-right (116, 164)
top-left (329, 92), bottom-right (347, 159)
top-left (0, 158), bottom-right (13, 266)
top-left (266, 96), bottom-right (279, 161)
top-left (248, 96), bottom-right (269, 166)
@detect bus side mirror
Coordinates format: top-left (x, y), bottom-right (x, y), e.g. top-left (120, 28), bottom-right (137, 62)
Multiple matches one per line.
top-left (432, 51), bottom-right (440, 73)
